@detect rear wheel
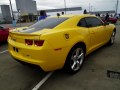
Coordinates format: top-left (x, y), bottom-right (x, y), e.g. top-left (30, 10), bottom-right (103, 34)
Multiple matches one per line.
top-left (108, 30), bottom-right (116, 45)
top-left (64, 45), bottom-right (85, 74)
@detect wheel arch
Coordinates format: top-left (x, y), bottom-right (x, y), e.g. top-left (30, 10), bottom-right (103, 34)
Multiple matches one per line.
top-left (65, 41), bottom-right (87, 63)
top-left (63, 41), bottom-right (87, 73)
top-left (72, 42), bottom-right (87, 54)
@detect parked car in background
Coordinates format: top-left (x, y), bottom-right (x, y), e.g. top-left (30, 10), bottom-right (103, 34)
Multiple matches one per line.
top-left (0, 26), bottom-right (10, 43)
top-left (108, 17), bottom-right (118, 24)
top-left (8, 14), bottom-right (116, 73)
top-left (101, 16), bottom-right (118, 24)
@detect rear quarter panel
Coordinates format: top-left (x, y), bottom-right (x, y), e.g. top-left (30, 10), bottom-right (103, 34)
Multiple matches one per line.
top-left (40, 28), bottom-right (90, 67)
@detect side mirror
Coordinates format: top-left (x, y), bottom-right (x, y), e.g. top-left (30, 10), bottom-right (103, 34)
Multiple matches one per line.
top-left (104, 21), bottom-right (109, 26)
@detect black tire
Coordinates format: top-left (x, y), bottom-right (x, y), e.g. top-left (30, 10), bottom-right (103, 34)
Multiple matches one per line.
top-left (108, 30), bottom-right (116, 45)
top-left (64, 45), bottom-right (85, 74)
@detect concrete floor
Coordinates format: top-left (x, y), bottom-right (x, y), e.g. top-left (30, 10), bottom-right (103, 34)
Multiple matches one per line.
top-left (0, 25), bottom-right (120, 90)
top-left (0, 52), bottom-right (47, 90)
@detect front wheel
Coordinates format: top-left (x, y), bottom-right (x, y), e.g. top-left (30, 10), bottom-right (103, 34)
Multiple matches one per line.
top-left (64, 45), bottom-right (85, 74)
top-left (108, 30), bottom-right (116, 45)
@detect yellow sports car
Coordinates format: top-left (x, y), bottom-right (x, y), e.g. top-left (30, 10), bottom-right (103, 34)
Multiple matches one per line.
top-left (8, 14), bottom-right (116, 73)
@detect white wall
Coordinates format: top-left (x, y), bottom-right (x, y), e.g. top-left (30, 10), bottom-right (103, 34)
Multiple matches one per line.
top-left (15, 0), bottom-right (37, 15)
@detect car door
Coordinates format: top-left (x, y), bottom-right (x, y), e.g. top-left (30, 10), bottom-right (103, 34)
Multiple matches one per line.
top-left (85, 17), bottom-right (107, 50)
top-left (77, 18), bottom-right (93, 53)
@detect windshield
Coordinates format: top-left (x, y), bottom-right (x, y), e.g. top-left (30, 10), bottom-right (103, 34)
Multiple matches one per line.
top-left (29, 17), bottom-right (68, 29)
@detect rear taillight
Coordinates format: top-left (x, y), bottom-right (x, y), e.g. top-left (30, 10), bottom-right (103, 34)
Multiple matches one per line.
top-left (25, 39), bottom-right (33, 45)
top-left (25, 39), bottom-right (44, 46)
top-left (34, 40), bottom-right (44, 46)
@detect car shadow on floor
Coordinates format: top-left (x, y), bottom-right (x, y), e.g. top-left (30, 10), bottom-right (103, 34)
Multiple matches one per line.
top-left (39, 43), bottom-right (120, 90)
top-left (0, 41), bottom-right (8, 46)
top-left (54, 43), bottom-right (114, 75)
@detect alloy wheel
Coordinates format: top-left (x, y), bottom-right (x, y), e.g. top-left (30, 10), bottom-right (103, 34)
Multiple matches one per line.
top-left (70, 48), bottom-right (84, 71)
top-left (111, 31), bottom-right (116, 44)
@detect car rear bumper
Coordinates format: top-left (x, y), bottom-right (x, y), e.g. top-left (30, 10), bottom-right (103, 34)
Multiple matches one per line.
top-left (8, 39), bottom-right (69, 71)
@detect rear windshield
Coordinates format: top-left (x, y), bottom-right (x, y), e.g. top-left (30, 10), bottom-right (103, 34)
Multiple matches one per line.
top-left (29, 17), bottom-right (68, 29)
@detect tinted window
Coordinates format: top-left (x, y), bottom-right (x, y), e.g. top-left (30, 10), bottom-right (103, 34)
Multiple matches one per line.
top-left (29, 17), bottom-right (68, 29)
top-left (77, 18), bottom-right (87, 27)
top-left (85, 17), bottom-right (103, 27)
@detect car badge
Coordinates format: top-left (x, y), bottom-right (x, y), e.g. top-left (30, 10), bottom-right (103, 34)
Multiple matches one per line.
top-left (64, 33), bottom-right (69, 39)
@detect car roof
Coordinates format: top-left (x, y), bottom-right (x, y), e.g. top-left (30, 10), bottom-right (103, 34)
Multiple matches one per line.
top-left (51, 14), bottom-right (96, 18)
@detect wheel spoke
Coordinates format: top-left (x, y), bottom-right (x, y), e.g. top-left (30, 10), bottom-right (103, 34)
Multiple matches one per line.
top-left (71, 61), bottom-right (77, 69)
top-left (111, 32), bottom-right (115, 43)
top-left (113, 32), bottom-right (115, 36)
top-left (75, 48), bottom-right (80, 56)
top-left (76, 60), bottom-right (80, 67)
top-left (71, 55), bottom-right (76, 61)
top-left (78, 53), bottom-right (84, 59)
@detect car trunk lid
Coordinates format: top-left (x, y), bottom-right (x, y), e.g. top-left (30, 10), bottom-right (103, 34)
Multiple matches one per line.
top-left (10, 28), bottom-right (49, 42)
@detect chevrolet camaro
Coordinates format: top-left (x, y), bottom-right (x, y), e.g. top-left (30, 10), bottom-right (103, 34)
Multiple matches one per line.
top-left (8, 14), bottom-right (116, 73)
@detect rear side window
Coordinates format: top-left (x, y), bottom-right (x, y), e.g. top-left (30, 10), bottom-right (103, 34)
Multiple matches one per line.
top-left (85, 17), bottom-right (103, 27)
top-left (29, 17), bottom-right (68, 29)
top-left (77, 18), bottom-right (87, 27)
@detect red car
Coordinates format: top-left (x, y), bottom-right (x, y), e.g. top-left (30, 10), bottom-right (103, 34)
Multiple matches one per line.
top-left (0, 26), bottom-right (9, 43)
top-left (101, 17), bottom-right (117, 24)
top-left (108, 17), bottom-right (118, 24)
